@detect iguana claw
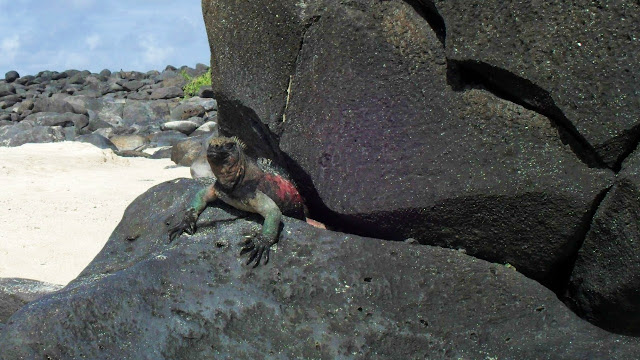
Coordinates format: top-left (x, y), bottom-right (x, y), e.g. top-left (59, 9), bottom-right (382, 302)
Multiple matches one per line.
top-left (166, 207), bottom-right (198, 242)
top-left (240, 229), bottom-right (272, 268)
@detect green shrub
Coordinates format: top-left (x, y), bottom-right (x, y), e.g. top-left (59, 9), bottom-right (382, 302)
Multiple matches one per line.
top-left (181, 69), bottom-right (212, 98)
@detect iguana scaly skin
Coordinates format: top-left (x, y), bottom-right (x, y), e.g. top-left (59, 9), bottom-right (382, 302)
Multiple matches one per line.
top-left (166, 136), bottom-right (305, 267)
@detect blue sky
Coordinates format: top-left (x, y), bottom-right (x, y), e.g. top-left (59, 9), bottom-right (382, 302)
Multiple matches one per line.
top-left (0, 0), bottom-right (211, 76)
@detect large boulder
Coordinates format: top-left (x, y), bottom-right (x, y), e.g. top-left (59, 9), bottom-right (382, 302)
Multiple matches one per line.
top-left (0, 179), bottom-right (638, 359)
top-left (31, 97), bottom-right (78, 114)
top-left (202, 0), bottom-right (614, 290)
top-left (0, 278), bottom-right (62, 324)
top-left (122, 100), bottom-right (176, 127)
top-left (567, 148), bottom-right (640, 335)
top-left (430, 0), bottom-right (640, 168)
top-left (0, 122), bottom-right (65, 147)
top-left (23, 112), bottom-right (89, 129)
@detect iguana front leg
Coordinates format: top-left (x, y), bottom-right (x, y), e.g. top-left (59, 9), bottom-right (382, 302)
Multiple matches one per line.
top-left (231, 191), bottom-right (282, 268)
top-left (166, 184), bottom-right (218, 242)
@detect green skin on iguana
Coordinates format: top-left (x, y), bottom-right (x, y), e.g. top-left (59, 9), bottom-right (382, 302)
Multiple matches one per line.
top-left (166, 136), bottom-right (305, 267)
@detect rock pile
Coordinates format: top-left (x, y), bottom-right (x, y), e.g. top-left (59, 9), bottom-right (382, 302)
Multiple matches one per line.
top-left (0, 65), bottom-right (217, 160)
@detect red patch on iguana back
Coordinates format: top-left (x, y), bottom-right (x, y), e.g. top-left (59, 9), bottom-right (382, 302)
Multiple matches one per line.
top-left (263, 173), bottom-right (304, 205)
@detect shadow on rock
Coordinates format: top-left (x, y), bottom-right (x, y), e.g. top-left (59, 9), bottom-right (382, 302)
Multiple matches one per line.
top-left (0, 178), bottom-right (639, 359)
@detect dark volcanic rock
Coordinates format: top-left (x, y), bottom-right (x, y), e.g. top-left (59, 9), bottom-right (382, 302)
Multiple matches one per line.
top-left (0, 179), bottom-right (638, 359)
top-left (170, 135), bottom-right (209, 166)
top-left (431, 0), bottom-right (640, 168)
top-left (198, 85), bottom-right (214, 98)
top-left (109, 134), bottom-right (147, 151)
top-left (24, 112), bottom-right (89, 129)
top-left (149, 86), bottom-right (184, 100)
top-left (122, 80), bottom-right (144, 92)
top-left (0, 122), bottom-right (65, 146)
top-left (169, 102), bottom-right (205, 120)
top-left (567, 148), bottom-right (640, 335)
top-left (122, 100), bottom-right (175, 127)
top-left (4, 71), bottom-right (19, 83)
top-left (0, 94), bottom-right (21, 109)
top-left (32, 97), bottom-right (77, 114)
top-left (0, 84), bottom-right (16, 97)
top-left (75, 133), bottom-right (118, 151)
top-left (150, 147), bottom-right (173, 159)
top-left (0, 278), bottom-right (62, 324)
top-left (202, 0), bottom-right (304, 160)
top-left (203, 0), bottom-right (613, 289)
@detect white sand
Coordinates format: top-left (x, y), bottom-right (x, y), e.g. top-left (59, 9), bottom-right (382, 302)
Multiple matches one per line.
top-left (0, 142), bottom-right (191, 285)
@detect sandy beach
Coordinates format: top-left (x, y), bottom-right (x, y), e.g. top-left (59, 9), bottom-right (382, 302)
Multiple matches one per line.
top-left (0, 142), bottom-right (191, 285)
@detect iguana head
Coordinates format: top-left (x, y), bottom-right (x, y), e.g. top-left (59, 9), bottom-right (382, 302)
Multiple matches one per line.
top-left (206, 136), bottom-right (247, 189)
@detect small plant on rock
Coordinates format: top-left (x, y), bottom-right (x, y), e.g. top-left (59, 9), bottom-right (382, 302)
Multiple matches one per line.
top-left (181, 68), bottom-right (212, 98)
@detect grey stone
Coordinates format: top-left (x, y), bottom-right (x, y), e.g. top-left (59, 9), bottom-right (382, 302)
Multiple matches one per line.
top-left (189, 151), bottom-right (214, 178)
top-left (67, 73), bottom-right (86, 85)
top-left (109, 134), bottom-right (148, 151)
top-left (122, 80), bottom-right (144, 92)
top-left (0, 179), bottom-right (638, 359)
top-left (170, 102), bottom-right (205, 120)
top-left (0, 84), bottom-right (16, 97)
top-left (150, 147), bottom-right (173, 159)
top-left (567, 148), bottom-right (640, 335)
top-left (170, 135), bottom-right (209, 166)
top-left (32, 97), bottom-right (76, 114)
top-left (0, 95), bottom-right (21, 109)
top-left (149, 86), bottom-right (184, 100)
top-left (15, 100), bottom-right (34, 114)
top-left (75, 133), bottom-right (118, 151)
top-left (122, 100), bottom-right (174, 127)
top-left (160, 120), bottom-right (199, 135)
top-left (92, 127), bottom-right (114, 139)
top-left (4, 71), bottom-right (19, 83)
top-left (0, 122), bottom-right (65, 146)
top-left (191, 121), bottom-right (218, 137)
top-left (198, 85), bottom-right (214, 98)
top-left (23, 112), bottom-right (89, 129)
top-left (15, 75), bottom-right (34, 86)
top-left (0, 278), bottom-right (62, 323)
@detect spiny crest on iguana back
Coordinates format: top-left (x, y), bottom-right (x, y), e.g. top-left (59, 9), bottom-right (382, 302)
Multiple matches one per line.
top-left (257, 157), bottom-right (295, 183)
top-left (208, 135), bottom-right (246, 150)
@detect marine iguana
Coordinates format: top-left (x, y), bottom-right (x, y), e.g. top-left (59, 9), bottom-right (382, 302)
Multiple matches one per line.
top-left (166, 136), bottom-right (307, 267)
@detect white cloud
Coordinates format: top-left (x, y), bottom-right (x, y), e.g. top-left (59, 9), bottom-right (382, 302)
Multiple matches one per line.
top-left (85, 34), bottom-right (100, 50)
top-left (139, 33), bottom-right (174, 67)
top-left (1, 35), bottom-right (20, 61)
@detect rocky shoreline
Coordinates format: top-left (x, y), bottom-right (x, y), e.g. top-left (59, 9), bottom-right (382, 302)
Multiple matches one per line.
top-left (0, 65), bottom-right (217, 165)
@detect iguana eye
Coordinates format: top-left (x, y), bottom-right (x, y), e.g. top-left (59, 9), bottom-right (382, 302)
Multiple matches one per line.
top-left (224, 142), bottom-right (235, 150)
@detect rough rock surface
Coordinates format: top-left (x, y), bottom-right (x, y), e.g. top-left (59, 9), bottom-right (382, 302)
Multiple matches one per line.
top-left (203, 0), bottom-right (614, 291)
top-left (0, 122), bottom-right (66, 146)
top-left (0, 278), bottom-right (62, 325)
top-left (0, 65), bottom-right (217, 164)
top-left (431, 0), bottom-right (640, 168)
top-left (1, 179), bottom-right (638, 359)
top-left (567, 148), bottom-right (640, 335)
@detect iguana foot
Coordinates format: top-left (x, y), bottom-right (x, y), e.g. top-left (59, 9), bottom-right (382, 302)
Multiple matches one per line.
top-left (240, 226), bottom-right (274, 268)
top-left (165, 207), bottom-right (198, 242)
